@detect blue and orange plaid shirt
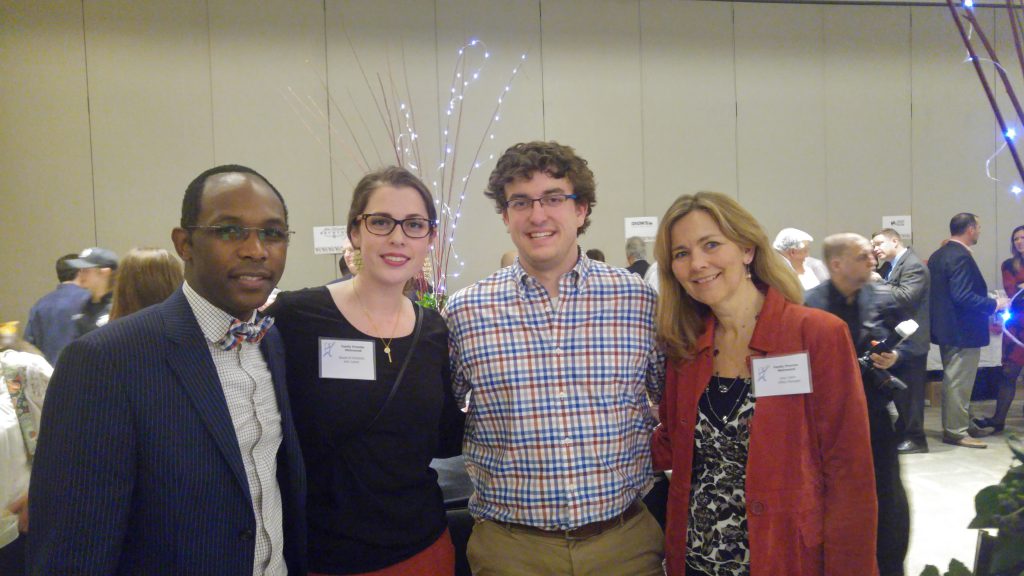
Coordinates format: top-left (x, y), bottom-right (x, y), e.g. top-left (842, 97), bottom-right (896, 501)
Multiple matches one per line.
top-left (446, 253), bottom-right (664, 530)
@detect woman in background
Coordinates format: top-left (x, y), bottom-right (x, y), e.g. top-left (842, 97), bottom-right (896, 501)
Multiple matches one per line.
top-left (974, 224), bottom-right (1024, 432)
top-left (267, 167), bottom-right (464, 576)
top-left (109, 248), bottom-right (183, 320)
top-left (0, 321), bottom-right (51, 576)
top-left (651, 192), bottom-right (878, 576)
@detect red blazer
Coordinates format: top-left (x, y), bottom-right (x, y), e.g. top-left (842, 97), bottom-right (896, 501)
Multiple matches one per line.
top-left (652, 287), bottom-right (878, 576)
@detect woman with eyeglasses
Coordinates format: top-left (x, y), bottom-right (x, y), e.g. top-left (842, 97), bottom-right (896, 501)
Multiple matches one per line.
top-left (650, 192), bottom-right (878, 576)
top-left (265, 166), bottom-right (465, 576)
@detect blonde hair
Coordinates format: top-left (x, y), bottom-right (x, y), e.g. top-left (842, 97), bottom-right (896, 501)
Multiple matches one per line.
top-left (110, 248), bottom-right (184, 320)
top-left (654, 192), bottom-right (804, 361)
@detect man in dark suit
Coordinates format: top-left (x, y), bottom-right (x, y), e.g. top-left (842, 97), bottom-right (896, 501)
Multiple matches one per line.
top-left (928, 213), bottom-right (1006, 449)
top-left (625, 236), bottom-right (650, 277)
top-left (805, 233), bottom-right (910, 576)
top-left (871, 228), bottom-right (931, 454)
top-left (29, 165), bottom-right (306, 575)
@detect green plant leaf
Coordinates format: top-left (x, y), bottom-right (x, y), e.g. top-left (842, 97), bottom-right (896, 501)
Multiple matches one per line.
top-left (970, 485), bottom-right (1003, 528)
top-left (947, 558), bottom-right (973, 576)
top-left (919, 566), bottom-right (941, 576)
top-left (1009, 433), bottom-right (1024, 462)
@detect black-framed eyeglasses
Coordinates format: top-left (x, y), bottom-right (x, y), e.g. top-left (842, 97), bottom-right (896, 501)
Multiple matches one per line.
top-left (504, 193), bottom-right (578, 212)
top-left (357, 213), bottom-right (435, 238)
top-left (187, 225), bottom-right (293, 244)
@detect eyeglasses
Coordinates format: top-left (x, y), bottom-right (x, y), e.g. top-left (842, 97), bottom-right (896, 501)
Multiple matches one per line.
top-left (187, 225), bottom-right (293, 244)
top-left (358, 213), bottom-right (435, 238)
top-left (504, 193), bottom-right (578, 212)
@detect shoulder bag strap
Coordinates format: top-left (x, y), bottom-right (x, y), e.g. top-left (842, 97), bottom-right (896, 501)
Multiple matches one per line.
top-left (362, 303), bottom-right (423, 435)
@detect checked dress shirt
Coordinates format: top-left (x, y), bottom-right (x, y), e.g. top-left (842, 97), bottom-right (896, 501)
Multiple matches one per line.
top-left (447, 253), bottom-right (664, 530)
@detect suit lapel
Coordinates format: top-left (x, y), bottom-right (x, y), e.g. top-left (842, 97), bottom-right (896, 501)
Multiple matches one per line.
top-left (162, 289), bottom-right (252, 501)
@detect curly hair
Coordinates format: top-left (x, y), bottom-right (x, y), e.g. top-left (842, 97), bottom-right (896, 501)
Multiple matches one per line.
top-left (484, 141), bottom-right (596, 235)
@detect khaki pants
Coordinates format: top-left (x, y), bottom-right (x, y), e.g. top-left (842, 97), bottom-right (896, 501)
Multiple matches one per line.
top-left (939, 345), bottom-right (981, 439)
top-left (466, 503), bottom-right (664, 576)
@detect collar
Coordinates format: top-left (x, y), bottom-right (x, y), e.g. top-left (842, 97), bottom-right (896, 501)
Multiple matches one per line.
top-left (692, 285), bottom-right (792, 357)
top-left (512, 247), bottom-right (592, 297)
top-left (182, 281), bottom-right (257, 345)
top-left (890, 246), bottom-right (907, 267)
top-left (949, 238), bottom-right (973, 252)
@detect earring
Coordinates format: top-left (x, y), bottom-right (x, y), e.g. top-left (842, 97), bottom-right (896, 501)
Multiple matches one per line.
top-left (745, 264), bottom-right (752, 279)
top-left (353, 249), bottom-right (363, 272)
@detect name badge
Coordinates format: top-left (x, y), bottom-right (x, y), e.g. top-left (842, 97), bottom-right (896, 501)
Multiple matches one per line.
top-left (750, 352), bottom-right (813, 397)
top-left (319, 338), bottom-right (375, 381)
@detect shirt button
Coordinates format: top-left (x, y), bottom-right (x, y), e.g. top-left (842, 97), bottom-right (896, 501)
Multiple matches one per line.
top-left (558, 390), bottom-right (567, 399)
top-left (563, 436), bottom-right (572, 446)
top-left (239, 529), bottom-right (255, 541)
top-left (567, 483), bottom-right (576, 492)
top-left (749, 501), bottom-right (766, 515)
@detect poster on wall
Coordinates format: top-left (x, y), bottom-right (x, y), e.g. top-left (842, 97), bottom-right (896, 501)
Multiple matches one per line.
top-left (881, 216), bottom-right (912, 241)
top-left (625, 217), bottom-right (658, 242)
top-left (313, 226), bottom-right (348, 255)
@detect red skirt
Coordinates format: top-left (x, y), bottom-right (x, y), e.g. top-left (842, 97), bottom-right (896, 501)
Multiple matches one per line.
top-left (308, 529), bottom-right (454, 576)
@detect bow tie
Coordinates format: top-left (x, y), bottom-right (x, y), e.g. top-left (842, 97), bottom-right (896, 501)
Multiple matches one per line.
top-left (218, 316), bottom-right (274, 351)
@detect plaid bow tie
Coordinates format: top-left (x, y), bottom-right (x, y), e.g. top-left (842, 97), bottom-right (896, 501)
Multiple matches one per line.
top-left (218, 316), bottom-right (274, 351)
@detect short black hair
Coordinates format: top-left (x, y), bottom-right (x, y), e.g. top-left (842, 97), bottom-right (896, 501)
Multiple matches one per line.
top-left (949, 212), bottom-right (978, 236)
top-left (56, 253), bottom-right (79, 282)
top-left (180, 164), bottom-right (287, 228)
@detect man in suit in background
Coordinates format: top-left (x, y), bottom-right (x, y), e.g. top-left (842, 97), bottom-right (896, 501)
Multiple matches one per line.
top-left (625, 236), bottom-right (650, 278)
top-left (23, 253), bottom-right (90, 365)
top-left (871, 228), bottom-right (931, 454)
top-left (928, 213), bottom-right (1007, 449)
top-left (29, 165), bottom-right (306, 575)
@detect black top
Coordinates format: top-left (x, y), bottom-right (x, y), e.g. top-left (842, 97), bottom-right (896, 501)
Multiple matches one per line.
top-left (266, 287), bottom-right (465, 574)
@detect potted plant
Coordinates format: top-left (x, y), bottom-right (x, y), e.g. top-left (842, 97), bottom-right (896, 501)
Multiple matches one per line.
top-left (922, 434), bottom-right (1024, 576)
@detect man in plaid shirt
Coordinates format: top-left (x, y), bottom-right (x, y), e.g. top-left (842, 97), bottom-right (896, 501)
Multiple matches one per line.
top-left (446, 141), bottom-right (665, 575)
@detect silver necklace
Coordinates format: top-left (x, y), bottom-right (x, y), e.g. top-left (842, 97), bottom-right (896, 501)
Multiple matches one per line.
top-left (704, 377), bottom-right (751, 424)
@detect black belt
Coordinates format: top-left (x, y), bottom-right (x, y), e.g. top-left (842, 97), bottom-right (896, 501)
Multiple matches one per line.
top-left (495, 500), bottom-right (644, 540)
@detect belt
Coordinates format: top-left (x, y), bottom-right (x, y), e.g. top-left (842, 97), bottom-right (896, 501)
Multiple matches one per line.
top-left (495, 501), bottom-right (644, 540)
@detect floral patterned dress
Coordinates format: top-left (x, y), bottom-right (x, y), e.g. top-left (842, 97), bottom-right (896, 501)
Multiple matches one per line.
top-left (686, 375), bottom-right (755, 576)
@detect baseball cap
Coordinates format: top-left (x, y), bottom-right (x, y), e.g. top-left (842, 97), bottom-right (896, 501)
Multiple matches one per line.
top-left (66, 247), bottom-right (119, 270)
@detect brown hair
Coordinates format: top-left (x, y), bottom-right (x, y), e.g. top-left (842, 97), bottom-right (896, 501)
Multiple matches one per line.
top-left (484, 141), bottom-right (597, 235)
top-left (654, 192), bottom-right (804, 361)
top-left (347, 166), bottom-right (437, 245)
top-left (109, 248), bottom-right (184, 319)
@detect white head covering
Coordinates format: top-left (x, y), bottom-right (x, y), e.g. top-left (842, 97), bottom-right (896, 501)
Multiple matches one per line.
top-left (773, 228), bottom-right (814, 252)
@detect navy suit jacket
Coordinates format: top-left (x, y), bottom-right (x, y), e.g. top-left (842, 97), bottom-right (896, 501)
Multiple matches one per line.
top-left (29, 288), bottom-right (306, 575)
top-left (928, 241), bottom-right (996, 348)
top-left (882, 248), bottom-right (931, 357)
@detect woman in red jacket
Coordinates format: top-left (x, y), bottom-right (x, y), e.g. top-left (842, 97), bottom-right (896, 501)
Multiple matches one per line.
top-left (974, 224), bottom-right (1024, 432)
top-left (650, 192), bottom-right (878, 576)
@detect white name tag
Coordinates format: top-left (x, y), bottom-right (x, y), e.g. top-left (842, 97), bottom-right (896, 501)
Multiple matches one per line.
top-left (319, 338), bottom-right (375, 381)
top-left (750, 352), bottom-right (813, 397)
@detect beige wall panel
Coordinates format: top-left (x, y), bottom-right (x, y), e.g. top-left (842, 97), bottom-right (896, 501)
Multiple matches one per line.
top-left (208, 0), bottom-right (333, 289)
top-left (734, 4), bottom-right (827, 255)
top-left (435, 0), bottom-right (544, 291)
top-left (912, 7), bottom-right (998, 287)
top-left (824, 6), bottom-right (912, 243)
top-left (0, 0), bottom-right (94, 329)
top-left (83, 1), bottom-right (212, 260)
top-left (991, 10), bottom-right (1024, 276)
top-left (641, 0), bottom-right (737, 223)
top-left (541, 0), bottom-right (644, 268)
top-left (325, 1), bottom-right (440, 273)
